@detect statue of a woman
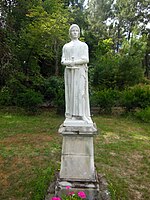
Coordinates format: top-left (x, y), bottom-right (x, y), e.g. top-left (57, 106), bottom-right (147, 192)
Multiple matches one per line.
top-left (61, 24), bottom-right (92, 126)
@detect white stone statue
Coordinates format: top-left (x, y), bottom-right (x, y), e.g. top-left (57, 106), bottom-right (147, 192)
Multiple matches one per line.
top-left (61, 24), bottom-right (93, 126)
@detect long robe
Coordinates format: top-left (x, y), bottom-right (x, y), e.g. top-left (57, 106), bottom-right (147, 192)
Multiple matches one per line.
top-left (61, 40), bottom-right (91, 120)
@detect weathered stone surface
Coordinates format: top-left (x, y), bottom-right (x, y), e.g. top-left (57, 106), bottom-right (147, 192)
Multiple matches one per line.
top-left (56, 184), bottom-right (100, 200)
top-left (59, 134), bottom-right (96, 181)
top-left (44, 173), bottom-right (111, 200)
top-left (60, 155), bottom-right (95, 180)
top-left (55, 173), bottom-right (100, 200)
top-left (58, 123), bottom-right (97, 134)
top-left (62, 136), bottom-right (94, 155)
top-left (98, 174), bottom-right (111, 200)
top-left (63, 118), bottom-right (93, 127)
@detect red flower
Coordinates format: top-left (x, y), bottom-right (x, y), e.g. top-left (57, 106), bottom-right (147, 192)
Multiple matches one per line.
top-left (68, 191), bottom-right (75, 196)
top-left (66, 185), bottom-right (71, 189)
top-left (78, 191), bottom-right (86, 199)
top-left (51, 197), bottom-right (61, 200)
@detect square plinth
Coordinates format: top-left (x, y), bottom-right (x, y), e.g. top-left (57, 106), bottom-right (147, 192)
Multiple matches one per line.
top-left (59, 134), bottom-right (96, 182)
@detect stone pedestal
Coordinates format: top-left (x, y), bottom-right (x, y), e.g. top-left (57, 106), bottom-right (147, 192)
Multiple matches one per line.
top-left (55, 123), bottom-right (99, 200)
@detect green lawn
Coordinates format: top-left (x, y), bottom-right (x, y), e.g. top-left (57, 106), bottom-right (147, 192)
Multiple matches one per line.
top-left (0, 107), bottom-right (150, 200)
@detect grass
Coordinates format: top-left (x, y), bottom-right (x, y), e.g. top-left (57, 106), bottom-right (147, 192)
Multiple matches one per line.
top-left (94, 115), bottom-right (150, 200)
top-left (0, 107), bottom-right (63, 200)
top-left (0, 107), bottom-right (150, 200)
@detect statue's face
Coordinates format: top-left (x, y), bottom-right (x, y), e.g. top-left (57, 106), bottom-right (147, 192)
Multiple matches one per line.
top-left (70, 27), bottom-right (80, 39)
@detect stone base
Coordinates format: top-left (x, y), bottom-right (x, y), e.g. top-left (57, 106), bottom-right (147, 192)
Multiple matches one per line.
top-left (60, 135), bottom-right (96, 181)
top-left (58, 123), bottom-right (97, 135)
top-left (45, 173), bottom-right (111, 200)
top-left (55, 176), bottom-right (100, 200)
top-left (64, 118), bottom-right (93, 127)
top-left (58, 123), bottom-right (98, 183)
top-left (53, 122), bottom-right (101, 200)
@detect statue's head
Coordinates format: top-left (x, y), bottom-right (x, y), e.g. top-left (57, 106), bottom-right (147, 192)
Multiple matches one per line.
top-left (69, 24), bottom-right (80, 39)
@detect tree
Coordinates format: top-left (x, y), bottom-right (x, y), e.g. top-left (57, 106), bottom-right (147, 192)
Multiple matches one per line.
top-left (0, 0), bottom-right (71, 80)
top-left (18, 1), bottom-right (71, 76)
top-left (87, 0), bottom-right (114, 38)
top-left (143, 29), bottom-right (150, 78)
top-left (87, 0), bottom-right (150, 52)
top-left (0, 0), bottom-right (72, 108)
top-left (0, 0), bottom-right (42, 89)
top-left (114, 0), bottom-right (150, 40)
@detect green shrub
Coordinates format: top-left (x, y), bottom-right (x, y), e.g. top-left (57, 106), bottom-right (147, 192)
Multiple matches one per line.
top-left (135, 107), bottom-right (150, 123)
top-left (0, 73), bottom-right (27, 106)
top-left (0, 87), bottom-right (13, 106)
top-left (116, 54), bottom-right (144, 89)
top-left (43, 76), bottom-right (65, 113)
top-left (7, 73), bottom-right (27, 95)
top-left (92, 53), bottom-right (118, 90)
top-left (120, 89), bottom-right (136, 112)
top-left (121, 84), bottom-right (150, 112)
top-left (91, 89), bottom-right (120, 113)
top-left (92, 36), bottom-right (145, 90)
top-left (16, 89), bottom-right (43, 112)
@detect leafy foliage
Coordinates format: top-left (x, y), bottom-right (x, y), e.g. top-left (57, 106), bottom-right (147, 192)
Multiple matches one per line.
top-left (0, 71), bottom-right (44, 112)
top-left (135, 106), bottom-right (150, 123)
top-left (120, 84), bottom-right (150, 112)
top-left (0, 0), bottom-right (150, 115)
top-left (16, 89), bottom-right (43, 112)
top-left (0, 87), bottom-right (13, 106)
top-left (114, 0), bottom-right (150, 40)
top-left (92, 35), bottom-right (146, 90)
top-left (0, 0), bottom-right (71, 82)
top-left (43, 76), bottom-right (65, 113)
top-left (91, 89), bottom-right (120, 113)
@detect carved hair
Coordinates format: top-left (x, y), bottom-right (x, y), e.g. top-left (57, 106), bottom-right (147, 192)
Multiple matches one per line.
top-left (69, 24), bottom-right (80, 38)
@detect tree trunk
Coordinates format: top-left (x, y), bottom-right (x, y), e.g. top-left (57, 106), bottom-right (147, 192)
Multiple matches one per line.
top-left (116, 23), bottom-right (120, 53)
top-left (54, 39), bottom-right (59, 76)
top-left (144, 52), bottom-right (150, 79)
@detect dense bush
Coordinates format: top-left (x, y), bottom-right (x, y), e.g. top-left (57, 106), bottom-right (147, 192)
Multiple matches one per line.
top-left (0, 73), bottom-right (44, 112)
top-left (16, 89), bottom-right (43, 112)
top-left (90, 84), bottom-right (150, 115)
top-left (116, 54), bottom-right (144, 89)
top-left (92, 36), bottom-right (146, 90)
top-left (120, 84), bottom-right (150, 112)
top-left (43, 76), bottom-right (65, 113)
top-left (92, 53), bottom-right (144, 90)
top-left (92, 39), bottom-right (118, 90)
top-left (135, 107), bottom-right (150, 123)
top-left (0, 75), bottom-right (65, 113)
top-left (91, 89), bottom-right (120, 113)
top-left (92, 53), bottom-right (118, 90)
top-left (1, 74), bottom-right (149, 116)
top-left (0, 87), bottom-right (13, 106)
top-left (0, 75), bottom-right (39, 111)
top-left (0, 74), bottom-right (28, 107)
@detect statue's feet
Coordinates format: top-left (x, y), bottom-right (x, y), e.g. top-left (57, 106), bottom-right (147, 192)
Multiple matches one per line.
top-left (65, 113), bottom-right (72, 119)
top-left (82, 116), bottom-right (92, 124)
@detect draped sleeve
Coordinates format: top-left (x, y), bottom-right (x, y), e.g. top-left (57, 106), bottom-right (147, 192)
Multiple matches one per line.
top-left (61, 45), bottom-right (66, 65)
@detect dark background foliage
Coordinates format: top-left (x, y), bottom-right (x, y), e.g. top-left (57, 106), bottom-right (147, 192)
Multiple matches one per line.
top-left (0, 0), bottom-right (150, 120)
